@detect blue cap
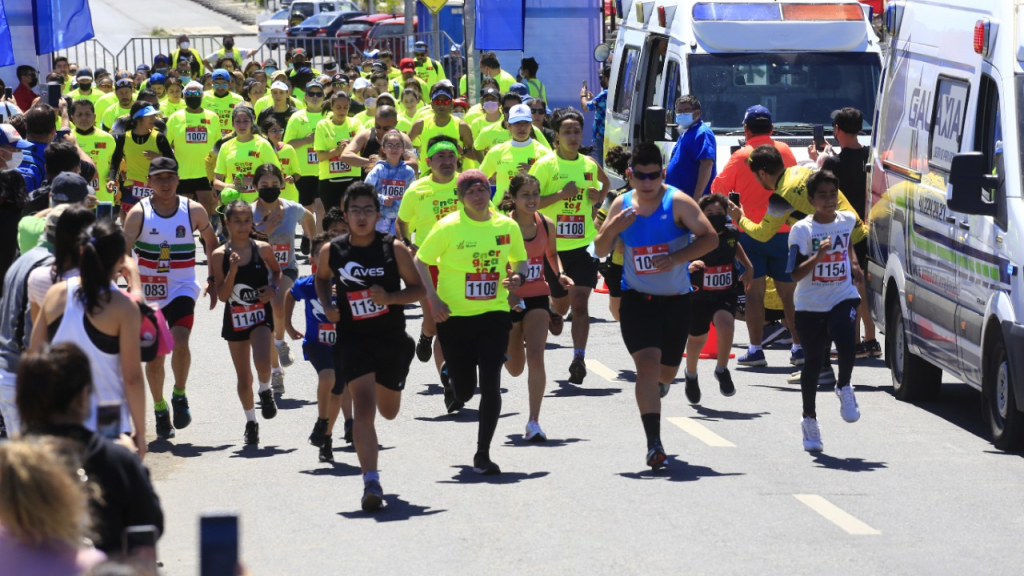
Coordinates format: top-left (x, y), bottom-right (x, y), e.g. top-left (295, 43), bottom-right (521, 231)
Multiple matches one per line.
top-left (743, 105), bottom-right (772, 125)
top-left (508, 83), bottom-right (529, 97)
top-left (149, 73), bottom-right (166, 85)
top-left (211, 69), bottom-right (231, 81)
top-left (132, 105), bottom-right (159, 119)
top-left (414, 41), bottom-right (427, 52)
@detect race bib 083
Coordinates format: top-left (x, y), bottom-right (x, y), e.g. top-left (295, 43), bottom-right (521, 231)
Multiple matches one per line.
top-left (140, 275), bottom-right (168, 301)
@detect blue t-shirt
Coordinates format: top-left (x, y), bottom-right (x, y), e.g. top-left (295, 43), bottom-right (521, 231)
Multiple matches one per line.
top-left (586, 89), bottom-right (608, 141)
top-left (665, 120), bottom-right (716, 197)
top-left (288, 276), bottom-right (336, 353)
top-left (365, 159), bottom-right (417, 236)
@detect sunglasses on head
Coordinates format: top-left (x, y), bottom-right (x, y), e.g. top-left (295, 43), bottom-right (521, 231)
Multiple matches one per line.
top-left (632, 169), bottom-right (662, 181)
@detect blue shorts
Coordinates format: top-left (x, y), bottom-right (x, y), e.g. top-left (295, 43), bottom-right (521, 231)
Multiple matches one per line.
top-left (740, 232), bottom-right (793, 283)
top-left (302, 342), bottom-right (335, 374)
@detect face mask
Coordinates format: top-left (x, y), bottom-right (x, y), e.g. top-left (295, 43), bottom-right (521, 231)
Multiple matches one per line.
top-left (28, 78), bottom-right (38, 89)
top-left (5, 151), bottom-right (23, 170)
top-left (258, 186), bottom-right (281, 203)
top-left (224, 42), bottom-right (235, 50)
top-left (453, 112), bottom-right (465, 119)
top-left (265, 67), bottom-right (277, 76)
top-left (180, 76), bottom-right (192, 84)
top-left (707, 213), bottom-right (728, 232)
top-left (676, 112), bottom-right (694, 128)
top-left (155, 68), bottom-right (168, 76)
top-left (364, 97), bottom-right (377, 109)
top-left (185, 96), bottom-right (203, 109)
top-left (180, 41), bottom-right (190, 50)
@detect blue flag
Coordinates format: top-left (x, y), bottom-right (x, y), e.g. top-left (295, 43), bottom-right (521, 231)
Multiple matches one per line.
top-left (32, 0), bottom-right (95, 55)
top-left (475, 0), bottom-right (525, 51)
top-left (0, 1), bottom-right (13, 67)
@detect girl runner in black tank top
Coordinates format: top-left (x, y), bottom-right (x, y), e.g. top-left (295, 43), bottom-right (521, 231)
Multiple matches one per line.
top-left (221, 239), bottom-right (275, 341)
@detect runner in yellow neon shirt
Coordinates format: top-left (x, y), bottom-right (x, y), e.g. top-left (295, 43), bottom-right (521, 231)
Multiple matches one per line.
top-left (166, 81), bottom-right (222, 221)
top-left (205, 69), bottom-right (244, 137)
top-left (260, 116), bottom-right (301, 203)
top-left (481, 104), bottom-right (551, 208)
top-left (213, 106), bottom-right (280, 203)
top-left (313, 90), bottom-right (361, 211)
top-left (69, 99), bottom-right (115, 202)
top-left (283, 82), bottom-right (327, 233)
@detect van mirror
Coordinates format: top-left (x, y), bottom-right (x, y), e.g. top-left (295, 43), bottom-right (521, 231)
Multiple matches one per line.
top-left (593, 43), bottom-right (611, 62)
top-left (644, 106), bottom-right (670, 143)
top-left (948, 152), bottom-right (998, 217)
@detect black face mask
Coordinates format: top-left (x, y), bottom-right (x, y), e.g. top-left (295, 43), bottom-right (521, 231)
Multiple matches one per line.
top-left (27, 77), bottom-right (38, 88)
top-left (258, 186), bottom-right (281, 203)
top-left (185, 96), bottom-right (203, 109)
top-left (707, 213), bottom-right (728, 232)
top-left (224, 42), bottom-right (235, 50)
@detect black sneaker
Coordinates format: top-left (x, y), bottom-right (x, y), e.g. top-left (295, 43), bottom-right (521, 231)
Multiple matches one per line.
top-left (715, 368), bottom-right (736, 397)
top-left (568, 357), bottom-right (587, 385)
top-left (258, 389), bottom-right (278, 420)
top-left (244, 421), bottom-right (259, 445)
top-left (343, 418), bottom-right (354, 443)
top-left (416, 333), bottom-right (433, 362)
top-left (171, 394), bottom-right (192, 429)
top-left (362, 480), bottom-right (384, 512)
top-left (300, 235), bottom-right (310, 256)
top-left (155, 409), bottom-right (176, 439)
top-left (308, 418), bottom-right (328, 447)
top-left (473, 452), bottom-right (501, 475)
top-left (685, 374), bottom-right (701, 404)
top-left (319, 437), bottom-right (334, 462)
top-left (646, 441), bottom-right (667, 469)
top-left (864, 339), bottom-right (883, 358)
top-left (441, 363), bottom-right (463, 413)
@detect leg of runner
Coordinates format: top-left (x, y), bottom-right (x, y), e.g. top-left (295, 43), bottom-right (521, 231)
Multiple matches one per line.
top-left (774, 280), bottom-right (803, 364)
top-left (740, 276), bottom-right (768, 366)
top-left (567, 285), bottom-right (592, 384)
top-left (313, 198), bottom-right (325, 234)
top-left (504, 321), bottom-right (526, 377)
top-left (270, 275), bottom-right (295, 394)
top-left (227, 340), bottom-right (261, 444)
top-left (251, 325), bottom-right (278, 430)
top-left (522, 308), bottom-right (549, 440)
top-left (712, 309), bottom-right (737, 396)
top-left (348, 373), bottom-right (383, 510)
top-left (145, 355), bottom-right (176, 440)
top-left (633, 347), bottom-right (667, 468)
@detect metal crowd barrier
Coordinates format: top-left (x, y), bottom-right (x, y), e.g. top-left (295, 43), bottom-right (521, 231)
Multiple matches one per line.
top-left (116, 35), bottom-right (260, 72)
top-left (55, 39), bottom-right (119, 74)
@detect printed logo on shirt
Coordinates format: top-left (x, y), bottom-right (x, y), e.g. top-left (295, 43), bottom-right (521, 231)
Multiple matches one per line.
top-left (335, 261), bottom-right (385, 286)
top-left (495, 234), bottom-right (510, 245)
top-left (200, 118), bottom-right (210, 125)
top-left (584, 172), bottom-right (593, 181)
top-left (149, 227), bottom-right (160, 235)
top-left (472, 250), bottom-right (502, 270)
top-left (176, 225), bottom-right (186, 238)
top-left (248, 151), bottom-right (260, 158)
top-left (95, 142), bottom-right (107, 149)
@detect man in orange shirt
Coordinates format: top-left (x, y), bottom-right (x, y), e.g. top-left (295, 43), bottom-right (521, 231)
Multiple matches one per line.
top-left (711, 105), bottom-right (801, 367)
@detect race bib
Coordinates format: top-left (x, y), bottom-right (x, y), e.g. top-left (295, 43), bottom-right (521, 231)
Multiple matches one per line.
top-left (556, 215), bottom-right (585, 239)
top-left (129, 180), bottom-right (154, 199)
top-left (231, 303), bottom-right (265, 331)
top-left (185, 126), bottom-right (208, 143)
top-left (347, 289), bottom-right (388, 320)
top-left (317, 322), bottom-right (336, 345)
top-left (465, 272), bottom-right (499, 300)
top-left (307, 148), bottom-right (318, 164)
top-left (703, 264), bottom-right (733, 291)
top-left (328, 157), bottom-right (351, 174)
top-left (632, 244), bottom-right (669, 275)
top-left (380, 179), bottom-right (405, 198)
top-left (526, 256), bottom-right (543, 283)
top-left (271, 243), bottom-right (290, 264)
top-left (813, 251), bottom-right (848, 283)
top-left (140, 275), bottom-right (168, 301)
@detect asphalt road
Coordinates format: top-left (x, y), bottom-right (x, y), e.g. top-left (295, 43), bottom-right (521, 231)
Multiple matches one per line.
top-left (144, 255), bottom-right (1024, 576)
top-left (90, 0), bottom-right (254, 54)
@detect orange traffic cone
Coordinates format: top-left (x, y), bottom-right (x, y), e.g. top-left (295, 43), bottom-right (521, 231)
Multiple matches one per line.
top-left (685, 323), bottom-right (737, 359)
top-left (594, 274), bottom-right (609, 294)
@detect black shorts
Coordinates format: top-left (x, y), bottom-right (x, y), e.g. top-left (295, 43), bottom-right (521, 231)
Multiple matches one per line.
top-left (545, 246), bottom-right (598, 297)
top-left (161, 296), bottom-right (196, 330)
top-left (619, 290), bottom-right (691, 367)
top-left (511, 295), bottom-right (550, 323)
top-left (220, 302), bottom-right (274, 342)
top-left (302, 342), bottom-right (334, 373)
top-left (603, 260), bottom-right (623, 297)
top-left (296, 175), bottom-right (320, 207)
top-left (282, 267), bottom-right (299, 282)
top-left (319, 178), bottom-right (356, 212)
top-left (332, 329), bottom-right (414, 394)
top-left (177, 177), bottom-right (211, 198)
top-left (689, 296), bottom-right (737, 337)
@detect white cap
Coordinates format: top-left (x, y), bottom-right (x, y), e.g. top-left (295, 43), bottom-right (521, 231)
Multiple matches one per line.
top-left (270, 81), bottom-right (289, 92)
top-left (184, 81), bottom-right (204, 93)
top-left (508, 103), bottom-right (532, 124)
top-left (352, 77), bottom-right (370, 91)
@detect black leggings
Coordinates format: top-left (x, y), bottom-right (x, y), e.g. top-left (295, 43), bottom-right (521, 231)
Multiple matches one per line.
top-left (435, 311), bottom-right (511, 454)
top-left (794, 298), bottom-right (860, 417)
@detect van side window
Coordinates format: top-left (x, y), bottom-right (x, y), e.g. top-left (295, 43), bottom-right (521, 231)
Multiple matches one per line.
top-left (614, 46), bottom-right (641, 116)
top-left (662, 59), bottom-right (681, 116)
top-left (973, 74), bottom-right (1003, 203)
top-left (928, 77), bottom-right (970, 173)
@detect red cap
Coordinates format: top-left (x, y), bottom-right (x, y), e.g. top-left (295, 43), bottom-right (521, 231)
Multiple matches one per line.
top-left (399, 57), bottom-right (415, 72)
top-left (453, 98), bottom-right (469, 110)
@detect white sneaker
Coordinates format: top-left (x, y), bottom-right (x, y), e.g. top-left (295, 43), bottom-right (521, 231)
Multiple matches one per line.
top-left (802, 417), bottom-right (823, 452)
top-left (787, 367), bottom-right (837, 385)
top-left (524, 420), bottom-right (547, 442)
top-left (276, 340), bottom-right (295, 367)
top-left (836, 384), bottom-right (861, 423)
top-left (271, 371), bottom-right (285, 395)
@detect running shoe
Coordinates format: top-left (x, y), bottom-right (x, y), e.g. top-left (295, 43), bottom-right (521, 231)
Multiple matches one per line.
top-left (271, 371), bottom-right (285, 395)
top-left (836, 384), bottom-right (861, 423)
top-left (308, 417), bottom-right (328, 447)
top-left (659, 382), bottom-right (672, 399)
top-left (441, 363), bottom-right (463, 413)
top-left (415, 333), bottom-right (433, 362)
top-left (362, 480), bottom-right (384, 512)
top-left (801, 417), bottom-right (823, 452)
top-left (787, 367), bottom-right (836, 385)
top-left (776, 329), bottom-right (793, 346)
top-left (258, 389), bottom-right (278, 420)
top-left (685, 373), bottom-right (701, 404)
top-left (737, 349), bottom-right (768, 367)
top-left (276, 341), bottom-right (295, 367)
top-left (171, 394), bottom-right (192, 429)
top-left (715, 368), bottom-right (736, 397)
top-left (319, 437), bottom-right (334, 463)
top-left (524, 420), bottom-right (547, 442)
top-left (568, 357), bottom-right (587, 385)
top-left (831, 343), bottom-right (866, 360)
top-left (548, 310), bottom-right (564, 336)
top-left (244, 420), bottom-right (259, 445)
top-left (155, 409), bottom-right (175, 439)
top-left (789, 348), bottom-right (805, 366)
top-left (343, 418), bottom-right (354, 443)
top-left (761, 321), bottom-right (787, 347)
top-left (473, 452), bottom-right (501, 475)
top-left (864, 339), bottom-right (883, 358)
top-left (646, 441), bottom-right (667, 469)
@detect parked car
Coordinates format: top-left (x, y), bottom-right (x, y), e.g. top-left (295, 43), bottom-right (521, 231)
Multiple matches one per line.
top-left (287, 10), bottom-right (368, 55)
top-left (366, 17), bottom-right (418, 60)
top-left (258, 8), bottom-right (291, 49)
top-left (289, 0), bottom-right (358, 26)
top-left (334, 13), bottom-right (399, 59)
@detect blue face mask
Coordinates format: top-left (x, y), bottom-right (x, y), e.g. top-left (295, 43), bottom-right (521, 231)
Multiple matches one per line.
top-left (180, 75), bottom-right (192, 84)
top-left (676, 112), bottom-right (694, 128)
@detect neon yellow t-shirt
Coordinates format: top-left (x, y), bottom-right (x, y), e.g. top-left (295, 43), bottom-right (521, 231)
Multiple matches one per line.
top-left (396, 175), bottom-right (459, 244)
top-left (214, 136), bottom-right (280, 192)
top-left (76, 129), bottom-right (116, 201)
top-left (529, 151), bottom-right (602, 251)
top-left (416, 209), bottom-right (527, 317)
top-left (282, 109), bottom-right (325, 178)
top-left (276, 143), bottom-right (301, 202)
top-left (476, 124), bottom-right (551, 155)
top-left (101, 104), bottom-right (131, 131)
top-left (161, 98), bottom-right (186, 118)
top-left (481, 139), bottom-right (552, 207)
top-left (203, 91), bottom-right (244, 137)
top-left (67, 88), bottom-right (101, 105)
top-left (93, 92), bottom-right (119, 122)
top-left (471, 115), bottom-right (501, 140)
top-left (166, 109), bottom-right (222, 180)
top-left (313, 116), bottom-right (360, 180)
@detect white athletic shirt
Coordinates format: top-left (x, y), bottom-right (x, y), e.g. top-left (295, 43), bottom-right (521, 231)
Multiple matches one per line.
top-left (27, 267), bottom-right (79, 308)
top-left (134, 197), bottom-right (201, 306)
top-left (788, 211), bottom-right (860, 313)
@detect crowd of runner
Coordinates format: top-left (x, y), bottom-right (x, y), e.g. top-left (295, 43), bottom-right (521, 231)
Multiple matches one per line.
top-left (0, 42), bottom-right (876, 540)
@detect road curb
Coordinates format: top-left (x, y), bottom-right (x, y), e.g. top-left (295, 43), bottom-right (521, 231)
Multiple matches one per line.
top-left (185, 0), bottom-right (262, 26)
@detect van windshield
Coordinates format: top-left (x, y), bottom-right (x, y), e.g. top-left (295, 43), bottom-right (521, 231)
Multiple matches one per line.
top-left (687, 52), bottom-right (880, 135)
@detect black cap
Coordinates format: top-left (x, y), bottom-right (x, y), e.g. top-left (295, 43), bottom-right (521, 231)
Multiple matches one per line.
top-left (115, 78), bottom-right (134, 89)
top-left (50, 173), bottom-right (90, 204)
top-left (148, 157), bottom-right (178, 177)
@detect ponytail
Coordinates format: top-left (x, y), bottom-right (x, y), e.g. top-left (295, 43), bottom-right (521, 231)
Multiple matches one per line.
top-left (51, 206), bottom-right (96, 283)
top-left (76, 221), bottom-right (125, 315)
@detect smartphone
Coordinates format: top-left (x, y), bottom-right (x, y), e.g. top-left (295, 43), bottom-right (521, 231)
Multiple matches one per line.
top-left (96, 400), bottom-right (122, 439)
top-left (96, 201), bottom-right (115, 221)
top-left (200, 512), bottom-right (239, 576)
top-left (3, 87), bottom-right (11, 100)
top-left (582, 80), bottom-right (588, 90)
top-left (123, 525), bottom-right (158, 553)
top-left (729, 192), bottom-right (741, 207)
top-left (54, 129), bottom-right (70, 142)
top-left (813, 124), bottom-right (826, 152)
top-left (45, 82), bottom-right (62, 108)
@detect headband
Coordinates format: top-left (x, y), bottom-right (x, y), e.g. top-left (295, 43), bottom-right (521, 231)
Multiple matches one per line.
top-left (426, 141), bottom-right (458, 158)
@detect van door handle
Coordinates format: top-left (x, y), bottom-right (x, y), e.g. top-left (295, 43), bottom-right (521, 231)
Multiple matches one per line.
top-left (944, 216), bottom-right (956, 224)
top-left (958, 222), bottom-right (970, 231)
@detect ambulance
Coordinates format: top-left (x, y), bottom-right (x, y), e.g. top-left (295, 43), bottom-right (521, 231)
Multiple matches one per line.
top-left (603, 0), bottom-right (882, 181)
top-left (867, 0), bottom-right (1024, 450)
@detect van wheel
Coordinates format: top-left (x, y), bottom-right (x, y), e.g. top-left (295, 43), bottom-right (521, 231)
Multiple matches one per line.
top-left (984, 336), bottom-right (1024, 451)
top-left (888, 304), bottom-right (941, 401)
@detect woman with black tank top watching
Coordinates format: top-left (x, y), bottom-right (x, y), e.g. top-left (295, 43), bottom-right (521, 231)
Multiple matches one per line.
top-left (211, 200), bottom-right (283, 445)
top-left (29, 221), bottom-right (147, 458)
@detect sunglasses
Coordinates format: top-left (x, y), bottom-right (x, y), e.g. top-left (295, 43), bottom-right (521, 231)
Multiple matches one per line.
top-left (212, 82), bottom-right (230, 89)
top-left (432, 97), bottom-right (452, 106)
top-left (530, 108), bottom-right (545, 114)
top-left (374, 124), bottom-right (396, 131)
top-left (383, 142), bottom-right (404, 149)
top-left (632, 169), bottom-right (662, 181)
top-left (307, 91), bottom-right (324, 98)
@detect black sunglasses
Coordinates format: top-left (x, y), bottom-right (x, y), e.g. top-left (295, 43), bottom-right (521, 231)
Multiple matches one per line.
top-left (632, 169), bottom-right (662, 181)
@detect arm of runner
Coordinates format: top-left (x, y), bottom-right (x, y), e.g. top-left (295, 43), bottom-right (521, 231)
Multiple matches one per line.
top-left (122, 204), bottom-right (144, 252)
top-left (407, 119), bottom-right (424, 143)
top-left (191, 201), bottom-right (220, 309)
top-left (212, 248), bottom-right (235, 302)
top-left (107, 134), bottom-right (127, 188)
top-left (787, 225), bottom-right (824, 282)
top-left (541, 215), bottom-right (574, 290)
top-left (728, 197), bottom-right (791, 243)
top-left (284, 291), bottom-right (302, 340)
top-left (314, 247), bottom-right (340, 323)
top-left (593, 194), bottom-right (629, 258)
top-left (28, 285), bottom-right (59, 352)
top-left (117, 296), bottom-right (146, 459)
top-left (258, 242), bottom-right (283, 303)
top-left (371, 240), bottom-right (425, 306)
top-left (300, 207), bottom-right (316, 240)
top-left (413, 256), bottom-right (449, 323)
top-left (458, 121), bottom-right (479, 162)
top-left (119, 255), bottom-right (143, 298)
top-left (661, 191), bottom-right (718, 269)
top-left (693, 158), bottom-right (715, 199)
top-left (341, 130), bottom-right (371, 167)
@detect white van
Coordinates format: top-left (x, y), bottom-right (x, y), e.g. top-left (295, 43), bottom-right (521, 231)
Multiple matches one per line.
top-left (604, 0), bottom-right (882, 180)
top-left (867, 0), bottom-right (1024, 450)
